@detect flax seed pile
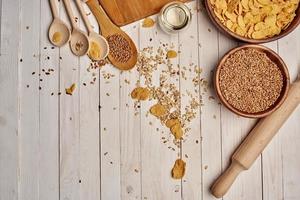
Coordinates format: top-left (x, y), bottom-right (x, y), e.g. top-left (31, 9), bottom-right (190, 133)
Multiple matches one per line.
top-left (219, 48), bottom-right (284, 113)
top-left (107, 34), bottom-right (132, 63)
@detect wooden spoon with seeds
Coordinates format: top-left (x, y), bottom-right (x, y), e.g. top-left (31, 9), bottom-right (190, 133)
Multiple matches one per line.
top-left (75, 0), bottom-right (109, 61)
top-left (84, 0), bottom-right (137, 70)
top-left (63, 0), bottom-right (90, 56)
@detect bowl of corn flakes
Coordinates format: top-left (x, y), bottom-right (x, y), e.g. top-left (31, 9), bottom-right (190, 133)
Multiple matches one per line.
top-left (205, 0), bottom-right (300, 43)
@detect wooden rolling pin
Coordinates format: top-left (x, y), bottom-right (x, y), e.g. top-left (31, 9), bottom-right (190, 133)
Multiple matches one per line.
top-left (211, 77), bottom-right (300, 198)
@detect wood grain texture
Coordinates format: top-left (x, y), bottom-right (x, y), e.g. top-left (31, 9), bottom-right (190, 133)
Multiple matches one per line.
top-left (119, 23), bottom-right (142, 200)
top-left (19, 0), bottom-right (40, 200)
top-left (99, 0), bottom-right (188, 26)
top-left (59, 0), bottom-right (80, 199)
top-left (39, 0), bottom-right (60, 199)
top-left (0, 1), bottom-right (20, 200)
top-left (0, 1), bottom-right (300, 200)
top-left (79, 3), bottom-right (101, 200)
top-left (198, 3), bottom-right (222, 199)
top-left (180, 2), bottom-right (202, 199)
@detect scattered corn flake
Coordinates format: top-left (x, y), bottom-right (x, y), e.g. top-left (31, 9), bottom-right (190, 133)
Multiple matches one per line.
top-left (166, 118), bottom-right (180, 128)
top-left (131, 87), bottom-right (150, 101)
top-left (142, 17), bottom-right (155, 28)
top-left (170, 123), bottom-right (183, 140)
top-left (65, 83), bottom-right (76, 95)
top-left (167, 50), bottom-right (178, 59)
top-left (171, 159), bottom-right (186, 179)
top-left (150, 104), bottom-right (167, 117)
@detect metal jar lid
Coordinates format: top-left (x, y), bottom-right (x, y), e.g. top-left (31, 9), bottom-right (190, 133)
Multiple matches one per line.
top-left (158, 1), bottom-right (192, 34)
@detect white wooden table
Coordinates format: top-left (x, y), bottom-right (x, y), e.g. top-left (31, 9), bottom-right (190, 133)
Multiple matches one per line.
top-left (1, 0), bottom-right (300, 200)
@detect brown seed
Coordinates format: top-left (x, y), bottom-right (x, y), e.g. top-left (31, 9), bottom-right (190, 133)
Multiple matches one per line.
top-left (219, 49), bottom-right (283, 113)
top-left (107, 34), bottom-right (132, 63)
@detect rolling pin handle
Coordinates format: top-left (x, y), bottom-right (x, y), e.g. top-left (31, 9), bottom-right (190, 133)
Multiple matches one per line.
top-left (211, 161), bottom-right (244, 198)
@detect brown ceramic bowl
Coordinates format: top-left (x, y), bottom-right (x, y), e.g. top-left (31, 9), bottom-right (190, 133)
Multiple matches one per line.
top-left (214, 44), bottom-right (290, 118)
top-left (205, 0), bottom-right (300, 43)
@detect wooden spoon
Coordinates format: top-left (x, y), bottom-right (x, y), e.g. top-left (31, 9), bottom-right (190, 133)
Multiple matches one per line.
top-left (63, 0), bottom-right (90, 56)
top-left (48, 0), bottom-right (71, 47)
top-left (211, 74), bottom-right (300, 198)
top-left (85, 0), bottom-right (138, 70)
top-left (75, 0), bottom-right (109, 60)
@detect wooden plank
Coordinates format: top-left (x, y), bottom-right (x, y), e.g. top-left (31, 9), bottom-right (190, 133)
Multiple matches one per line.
top-left (261, 41), bottom-right (283, 200)
top-left (79, 4), bottom-right (101, 200)
top-left (139, 15), bottom-right (181, 200)
top-left (278, 28), bottom-right (300, 200)
top-left (59, 0), bottom-right (80, 199)
top-left (39, 0), bottom-right (60, 199)
top-left (119, 23), bottom-right (142, 200)
top-left (19, 0), bottom-right (40, 199)
top-left (99, 0), bottom-right (188, 26)
top-left (0, 1), bottom-right (20, 200)
top-left (99, 54), bottom-right (121, 199)
top-left (180, 2), bottom-right (202, 199)
top-left (198, 2), bottom-right (222, 199)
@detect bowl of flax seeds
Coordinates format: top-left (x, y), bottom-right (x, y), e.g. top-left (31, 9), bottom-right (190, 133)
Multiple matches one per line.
top-left (215, 44), bottom-right (290, 118)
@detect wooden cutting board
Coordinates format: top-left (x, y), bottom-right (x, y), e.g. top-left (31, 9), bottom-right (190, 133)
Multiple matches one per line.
top-left (99, 0), bottom-right (188, 26)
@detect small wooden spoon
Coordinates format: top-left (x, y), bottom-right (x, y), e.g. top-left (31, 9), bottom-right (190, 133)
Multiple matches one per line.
top-left (63, 0), bottom-right (89, 56)
top-left (48, 0), bottom-right (71, 47)
top-left (75, 0), bottom-right (109, 60)
top-left (85, 0), bottom-right (138, 70)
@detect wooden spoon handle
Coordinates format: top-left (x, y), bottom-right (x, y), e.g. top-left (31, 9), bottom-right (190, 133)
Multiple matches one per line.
top-left (63, 0), bottom-right (77, 28)
top-left (75, 0), bottom-right (93, 33)
top-left (86, 0), bottom-right (115, 33)
top-left (211, 161), bottom-right (244, 198)
top-left (49, 0), bottom-right (59, 18)
top-left (211, 79), bottom-right (300, 198)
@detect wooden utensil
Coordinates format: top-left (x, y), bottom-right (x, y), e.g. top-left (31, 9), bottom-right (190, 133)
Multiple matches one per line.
top-left (48, 0), bottom-right (71, 47)
top-left (75, 0), bottom-right (109, 60)
top-left (211, 75), bottom-right (300, 198)
top-left (98, 0), bottom-right (188, 26)
top-left (85, 0), bottom-right (137, 70)
top-left (63, 0), bottom-right (90, 56)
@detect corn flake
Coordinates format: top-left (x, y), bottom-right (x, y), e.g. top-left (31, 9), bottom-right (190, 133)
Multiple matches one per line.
top-left (150, 104), bottom-right (167, 117)
top-left (142, 18), bottom-right (155, 28)
top-left (170, 123), bottom-right (183, 140)
top-left (167, 50), bottom-right (178, 59)
top-left (171, 159), bottom-right (186, 179)
top-left (210, 0), bottom-right (300, 39)
top-left (131, 87), bottom-right (150, 101)
top-left (66, 83), bottom-right (76, 95)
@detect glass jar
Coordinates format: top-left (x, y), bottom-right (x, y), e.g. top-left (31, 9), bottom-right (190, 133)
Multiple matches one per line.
top-left (158, 1), bottom-right (192, 34)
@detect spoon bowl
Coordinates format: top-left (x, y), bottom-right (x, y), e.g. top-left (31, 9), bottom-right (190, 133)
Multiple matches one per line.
top-left (88, 32), bottom-right (109, 60)
top-left (70, 29), bottom-right (90, 56)
top-left (49, 18), bottom-right (71, 47)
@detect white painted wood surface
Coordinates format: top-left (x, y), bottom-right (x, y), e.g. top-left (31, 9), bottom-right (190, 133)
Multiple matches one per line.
top-left (0, 0), bottom-right (300, 200)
